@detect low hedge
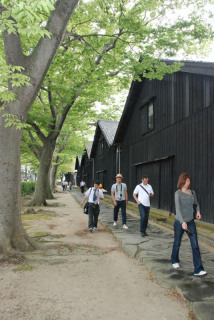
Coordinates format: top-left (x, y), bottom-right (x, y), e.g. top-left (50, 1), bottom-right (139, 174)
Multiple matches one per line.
top-left (21, 181), bottom-right (36, 196)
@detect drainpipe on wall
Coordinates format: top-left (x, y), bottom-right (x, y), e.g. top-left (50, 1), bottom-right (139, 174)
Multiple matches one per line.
top-left (118, 146), bottom-right (121, 173)
top-left (116, 148), bottom-right (118, 174)
top-left (116, 146), bottom-right (121, 174)
top-left (92, 158), bottom-right (94, 182)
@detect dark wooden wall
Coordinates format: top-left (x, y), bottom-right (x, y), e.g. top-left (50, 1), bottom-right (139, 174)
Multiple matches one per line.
top-left (93, 132), bottom-right (117, 193)
top-left (120, 71), bottom-right (214, 223)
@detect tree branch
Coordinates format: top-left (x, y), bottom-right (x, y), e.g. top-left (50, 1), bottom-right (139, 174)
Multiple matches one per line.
top-left (95, 28), bottom-right (124, 65)
top-left (48, 89), bottom-right (57, 123)
top-left (5, 0), bottom-right (79, 117)
top-left (1, 5), bottom-right (27, 68)
top-left (26, 120), bottom-right (47, 144)
top-left (51, 98), bottom-right (76, 141)
top-left (27, 131), bottom-right (43, 160)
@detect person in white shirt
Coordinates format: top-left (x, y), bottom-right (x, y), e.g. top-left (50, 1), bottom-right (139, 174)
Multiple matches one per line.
top-left (133, 175), bottom-right (154, 237)
top-left (81, 181), bottom-right (104, 232)
top-left (80, 180), bottom-right (86, 194)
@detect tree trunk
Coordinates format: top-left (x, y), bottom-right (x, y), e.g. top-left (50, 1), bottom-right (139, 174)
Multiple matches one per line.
top-left (46, 168), bottom-right (54, 199)
top-left (50, 163), bottom-right (59, 193)
top-left (27, 140), bottom-right (56, 206)
top-left (0, 0), bottom-right (80, 255)
top-left (0, 118), bottom-right (37, 254)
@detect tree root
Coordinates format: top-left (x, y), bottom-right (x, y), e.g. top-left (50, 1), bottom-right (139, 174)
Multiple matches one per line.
top-left (24, 198), bottom-right (48, 207)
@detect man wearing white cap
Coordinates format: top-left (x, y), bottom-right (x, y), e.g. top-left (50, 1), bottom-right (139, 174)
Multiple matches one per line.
top-left (111, 174), bottom-right (128, 229)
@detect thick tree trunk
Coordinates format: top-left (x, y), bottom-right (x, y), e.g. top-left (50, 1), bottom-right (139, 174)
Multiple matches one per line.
top-left (0, 0), bottom-right (80, 255)
top-left (27, 140), bottom-right (56, 206)
top-left (0, 118), bottom-right (37, 254)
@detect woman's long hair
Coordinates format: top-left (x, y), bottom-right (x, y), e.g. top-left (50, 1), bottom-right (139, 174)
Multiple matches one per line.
top-left (177, 173), bottom-right (191, 189)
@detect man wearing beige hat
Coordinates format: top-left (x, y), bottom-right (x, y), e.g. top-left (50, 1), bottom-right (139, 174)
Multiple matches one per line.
top-left (111, 174), bottom-right (128, 229)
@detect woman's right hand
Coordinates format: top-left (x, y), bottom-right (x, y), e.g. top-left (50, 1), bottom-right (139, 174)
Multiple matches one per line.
top-left (182, 222), bottom-right (187, 230)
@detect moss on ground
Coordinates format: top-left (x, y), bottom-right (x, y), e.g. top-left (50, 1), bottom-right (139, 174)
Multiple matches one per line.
top-left (14, 264), bottom-right (33, 272)
top-left (22, 214), bottom-right (53, 221)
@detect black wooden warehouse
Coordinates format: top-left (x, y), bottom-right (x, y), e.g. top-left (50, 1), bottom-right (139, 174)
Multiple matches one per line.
top-left (75, 143), bottom-right (93, 188)
top-left (76, 120), bottom-right (119, 191)
top-left (114, 61), bottom-right (214, 223)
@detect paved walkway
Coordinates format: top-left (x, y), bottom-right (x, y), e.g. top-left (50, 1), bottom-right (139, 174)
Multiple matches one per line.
top-left (71, 188), bottom-right (214, 320)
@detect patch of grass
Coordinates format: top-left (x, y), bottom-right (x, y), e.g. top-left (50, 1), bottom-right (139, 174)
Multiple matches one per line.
top-left (50, 234), bottom-right (65, 239)
top-left (22, 214), bottom-right (53, 221)
top-left (15, 264), bottom-right (33, 272)
top-left (34, 231), bottom-right (51, 237)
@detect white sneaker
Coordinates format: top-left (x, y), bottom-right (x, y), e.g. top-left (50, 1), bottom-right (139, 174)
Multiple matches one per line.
top-left (113, 222), bottom-right (117, 226)
top-left (172, 263), bottom-right (180, 269)
top-left (194, 270), bottom-right (207, 276)
top-left (123, 224), bottom-right (128, 230)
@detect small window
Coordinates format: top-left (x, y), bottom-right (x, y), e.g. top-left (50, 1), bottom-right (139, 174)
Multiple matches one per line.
top-left (148, 102), bottom-right (154, 130)
top-left (99, 139), bottom-right (104, 157)
top-left (141, 99), bottom-right (155, 136)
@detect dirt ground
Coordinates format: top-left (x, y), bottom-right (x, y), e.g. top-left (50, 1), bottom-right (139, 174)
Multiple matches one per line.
top-left (0, 189), bottom-right (192, 320)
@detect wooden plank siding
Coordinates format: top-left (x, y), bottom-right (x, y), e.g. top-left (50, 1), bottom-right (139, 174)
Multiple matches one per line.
top-left (117, 69), bottom-right (214, 223)
top-left (92, 132), bottom-right (117, 192)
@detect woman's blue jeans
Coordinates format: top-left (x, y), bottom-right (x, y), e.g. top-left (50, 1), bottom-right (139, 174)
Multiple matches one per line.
top-left (138, 204), bottom-right (150, 233)
top-left (171, 219), bottom-right (204, 274)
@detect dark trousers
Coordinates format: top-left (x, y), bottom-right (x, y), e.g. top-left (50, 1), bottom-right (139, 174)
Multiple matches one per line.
top-left (138, 204), bottom-right (150, 233)
top-left (114, 200), bottom-right (126, 225)
top-left (80, 186), bottom-right (85, 194)
top-left (171, 219), bottom-right (204, 274)
top-left (88, 203), bottom-right (100, 229)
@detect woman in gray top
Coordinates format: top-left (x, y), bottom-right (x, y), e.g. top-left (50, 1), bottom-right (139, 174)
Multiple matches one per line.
top-left (171, 173), bottom-right (207, 276)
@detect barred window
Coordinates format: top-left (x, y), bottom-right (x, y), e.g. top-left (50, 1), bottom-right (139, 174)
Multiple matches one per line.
top-left (148, 102), bottom-right (154, 130)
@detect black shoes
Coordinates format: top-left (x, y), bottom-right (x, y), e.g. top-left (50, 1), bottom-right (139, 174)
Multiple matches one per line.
top-left (141, 232), bottom-right (148, 237)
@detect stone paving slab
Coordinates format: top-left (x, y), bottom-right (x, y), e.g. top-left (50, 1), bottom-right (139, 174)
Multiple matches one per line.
top-left (71, 189), bottom-right (214, 320)
top-left (193, 302), bottom-right (214, 320)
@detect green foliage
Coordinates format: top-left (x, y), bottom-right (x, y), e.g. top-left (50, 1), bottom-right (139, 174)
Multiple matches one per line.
top-left (20, 0), bottom-right (214, 179)
top-left (0, 0), bottom-right (54, 108)
top-left (0, 0), bottom-right (53, 39)
top-left (21, 181), bottom-right (36, 196)
top-left (1, 0), bottom-right (212, 180)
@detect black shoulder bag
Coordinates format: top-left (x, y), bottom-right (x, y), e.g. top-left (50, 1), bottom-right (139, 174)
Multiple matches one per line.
top-left (191, 190), bottom-right (197, 219)
top-left (83, 188), bottom-right (92, 214)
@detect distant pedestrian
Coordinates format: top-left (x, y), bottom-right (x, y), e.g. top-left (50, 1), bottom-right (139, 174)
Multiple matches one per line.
top-left (81, 181), bottom-right (104, 232)
top-left (80, 180), bottom-right (86, 194)
top-left (171, 173), bottom-right (207, 276)
top-left (62, 181), bottom-right (66, 191)
top-left (111, 174), bottom-right (128, 230)
top-left (69, 182), bottom-right (72, 191)
top-left (133, 175), bottom-right (154, 237)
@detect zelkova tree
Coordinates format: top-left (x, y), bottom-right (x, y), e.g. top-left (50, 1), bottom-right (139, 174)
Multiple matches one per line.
top-left (0, 0), bottom-right (80, 255)
top-left (24, 81), bottom-right (103, 205)
top-left (22, 0), bottom-right (213, 206)
top-left (49, 133), bottom-right (86, 192)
